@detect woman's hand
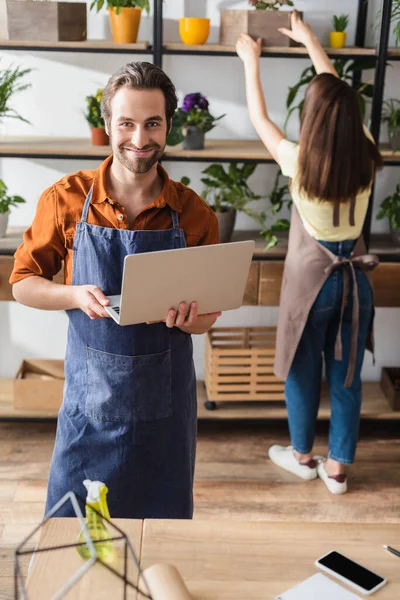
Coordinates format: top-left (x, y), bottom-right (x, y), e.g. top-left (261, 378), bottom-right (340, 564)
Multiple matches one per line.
top-left (236, 33), bottom-right (262, 64)
top-left (278, 10), bottom-right (313, 46)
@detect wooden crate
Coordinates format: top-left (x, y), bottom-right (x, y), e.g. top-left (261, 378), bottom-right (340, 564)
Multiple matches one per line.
top-left (205, 327), bottom-right (285, 403)
top-left (0, 1), bottom-right (87, 42)
top-left (380, 367), bottom-right (400, 411)
top-left (220, 10), bottom-right (301, 47)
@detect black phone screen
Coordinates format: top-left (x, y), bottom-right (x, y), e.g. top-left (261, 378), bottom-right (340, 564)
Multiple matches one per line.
top-left (318, 551), bottom-right (385, 591)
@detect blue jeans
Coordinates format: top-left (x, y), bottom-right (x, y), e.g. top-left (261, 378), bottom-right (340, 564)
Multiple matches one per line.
top-left (285, 240), bottom-right (373, 464)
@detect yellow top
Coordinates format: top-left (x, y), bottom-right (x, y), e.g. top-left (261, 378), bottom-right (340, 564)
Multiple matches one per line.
top-left (276, 125), bottom-right (374, 241)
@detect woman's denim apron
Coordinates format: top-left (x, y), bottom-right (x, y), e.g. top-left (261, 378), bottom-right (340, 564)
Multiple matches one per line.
top-left (45, 187), bottom-right (197, 519)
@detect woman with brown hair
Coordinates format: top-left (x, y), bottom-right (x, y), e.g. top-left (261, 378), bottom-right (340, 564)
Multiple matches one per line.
top-left (236, 11), bottom-right (382, 494)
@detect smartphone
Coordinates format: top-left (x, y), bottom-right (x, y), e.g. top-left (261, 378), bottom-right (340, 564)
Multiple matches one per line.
top-left (315, 550), bottom-right (387, 596)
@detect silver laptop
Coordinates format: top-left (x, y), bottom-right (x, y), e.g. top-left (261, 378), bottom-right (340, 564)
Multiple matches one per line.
top-left (105, 240), bottom-right (255, 326)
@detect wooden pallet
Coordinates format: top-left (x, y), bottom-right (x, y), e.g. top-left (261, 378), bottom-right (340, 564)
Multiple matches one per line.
top-left (205, 327), bottom-right (285, 403)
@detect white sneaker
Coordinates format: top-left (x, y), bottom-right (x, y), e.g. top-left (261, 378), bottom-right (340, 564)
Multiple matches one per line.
top-left (317, 459), bottom-right (348, 494)
top-left (268, 445), bottom-right (318, 480)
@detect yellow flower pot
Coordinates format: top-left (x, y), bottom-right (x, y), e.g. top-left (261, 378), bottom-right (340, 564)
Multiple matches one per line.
top-left (330, 31), bottom-right (347, 49)
top-left (109, 7), bottom-right (142, 44)
top-left (179, 17), bottom-right (210, 45)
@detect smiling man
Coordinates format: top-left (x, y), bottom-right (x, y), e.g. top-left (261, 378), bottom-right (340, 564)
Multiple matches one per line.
top-left (10, 62), bottom-right (220, 519)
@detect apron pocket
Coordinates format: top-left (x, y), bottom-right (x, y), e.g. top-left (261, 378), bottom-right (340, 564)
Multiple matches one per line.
top-left (85, 346), bottom-right (172, 423)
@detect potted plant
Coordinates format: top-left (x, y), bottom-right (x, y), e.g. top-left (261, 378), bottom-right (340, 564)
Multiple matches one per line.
top-left (85, 88), bottom-right (109, 146)
top-left (330, 14), bottom-right (349, 49)
top-left (0, 180), bottom-right (26, 238)
top-left (167, 93), bottom-right (225, 150)
top-left (0, 62), bottom-right (32, 127)
top-left (90, 0), bottom-right (150, 44)
top-left (377, 181), bottom-right (400, 245)
top-left (220, 0), bottom-right (298, 48)
top-left (259, 169), bottom-right (292, 250)
top-left (201, 163), bottom-right (262, 242)
top-left (179, 18), bottom-right (210, 45)
top-left (284, 57), bottom-right (376, 132)
top-left (382, 99), bottom-right (400, 151)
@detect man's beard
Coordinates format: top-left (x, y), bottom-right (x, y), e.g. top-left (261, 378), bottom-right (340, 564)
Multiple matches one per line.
top-left (113, 138), bottom-right (165, 174)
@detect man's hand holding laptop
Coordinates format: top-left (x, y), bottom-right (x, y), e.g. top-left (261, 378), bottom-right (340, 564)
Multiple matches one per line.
top-left (73, 286), bottom-right (221, 334)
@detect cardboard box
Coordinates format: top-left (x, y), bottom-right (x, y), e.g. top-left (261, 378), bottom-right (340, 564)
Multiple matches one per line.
top-left (220, 10), bottom-right (301, 47)
top-left (14, 359), bottom-right (64, 411)
top-left (380, 367), bottom-right (400, 411)
top-left (0, 1), bottom-right (87, 42)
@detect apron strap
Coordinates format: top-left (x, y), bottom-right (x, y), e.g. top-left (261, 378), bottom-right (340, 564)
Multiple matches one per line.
top-left (81, 186), bottom-right (93, 224)
top-left (333, 202), bottom-right (340, 227)
top-left (333, 260), bottom-right (359, 388)
top-left (171, 209), bottom-right (180, 230)
top-left (349, 196), bottom-right (356, 227)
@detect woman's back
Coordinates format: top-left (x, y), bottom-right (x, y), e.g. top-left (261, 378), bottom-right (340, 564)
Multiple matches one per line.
top-left (277, 125), bottom-right (375, 242)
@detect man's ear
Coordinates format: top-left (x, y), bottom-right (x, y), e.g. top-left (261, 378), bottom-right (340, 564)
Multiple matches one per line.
top-left (167, 119), bottom-right (172, 134)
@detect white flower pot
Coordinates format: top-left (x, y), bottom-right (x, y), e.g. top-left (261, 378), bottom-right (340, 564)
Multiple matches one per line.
top-left (0, 212), bottom-right (9, 238)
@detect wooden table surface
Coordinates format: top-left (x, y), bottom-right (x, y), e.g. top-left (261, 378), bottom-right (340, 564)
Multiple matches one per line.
top-left (24, 518), bottom-right (400, 599)
top-left (140, 520), bottom-right (400, 600)
top-left (25, 517), bottom-right (143, 599)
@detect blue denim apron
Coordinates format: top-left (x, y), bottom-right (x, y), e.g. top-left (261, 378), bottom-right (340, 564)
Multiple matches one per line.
top-left (45, 186), bottom-right (197, 519)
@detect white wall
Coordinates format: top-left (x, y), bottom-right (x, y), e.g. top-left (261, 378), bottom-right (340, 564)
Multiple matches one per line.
top-left (1, 0), bottom-right (399, 379)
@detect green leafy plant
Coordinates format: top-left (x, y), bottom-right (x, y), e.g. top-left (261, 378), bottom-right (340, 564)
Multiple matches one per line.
top-left (0, 62), bottom-right (32, 125)
top-left (382, 99), bottom-right (400, 149)
top-left (285, 57), bottom-right (376, 133)
top-left (85, 88), bottom-right (105, 129)
top-left (393, 0), bottom-right (400, 45)
top-left (332, 14), bottom-right (349, 33)
top-left (201, 163), bottom-right (262, 217)
top-left (90, 0), bottom-right (150, 15)
top-left (0, 180), bottom-right (26, 215)
top-left (167, 93), bottom-right (225, 146)
top-left (377, 181), bottom-right (400, 231)
top-left (377, 0), bottom-right (400, 46)
top-left (249, 0), bottom-right (294, 10)
top-left (258, 169), bottom-right (292, 250)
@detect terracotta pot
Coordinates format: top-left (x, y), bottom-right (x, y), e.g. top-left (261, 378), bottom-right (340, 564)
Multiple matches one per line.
top-left (215, 210), bottom-right (237, 243)
top-left (330, 31), bottom-right (347, 49)
top-left (91, 128), bottom-right (110, 146)
top-left (108, 7), bottom-right (142, 44)
top-left (179, 17), bottom-right (210, 45)
top-left (0, 212), bottom-right (9, 238)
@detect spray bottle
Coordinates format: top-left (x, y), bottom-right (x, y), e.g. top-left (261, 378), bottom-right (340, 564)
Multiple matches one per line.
top-left (76, 479), bottom-right (115, 565)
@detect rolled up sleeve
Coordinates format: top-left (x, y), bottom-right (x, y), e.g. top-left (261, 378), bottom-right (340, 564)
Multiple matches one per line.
top-left (9, 185), bottom-right (66, 284)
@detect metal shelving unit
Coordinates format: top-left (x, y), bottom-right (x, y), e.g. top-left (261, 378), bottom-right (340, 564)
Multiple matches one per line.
top-left (0, 0), bottom-right (398, 258)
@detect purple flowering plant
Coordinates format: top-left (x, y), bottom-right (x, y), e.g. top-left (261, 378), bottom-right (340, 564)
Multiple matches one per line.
top-left (167, 92), bottom-right (225, 146)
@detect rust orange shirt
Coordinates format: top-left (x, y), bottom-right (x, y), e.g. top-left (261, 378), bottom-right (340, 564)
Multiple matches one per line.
top-left (10, 157), bottom-right (219, 285)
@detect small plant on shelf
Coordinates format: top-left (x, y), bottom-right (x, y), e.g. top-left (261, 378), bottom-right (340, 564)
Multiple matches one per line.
top-left (259, 169), bottom-right (292, 250)
top-left (284, 57), bottom-right (375, 133)
top-left (0, 62), bottom-right (32, 126)
top-left (167, 93), bottom-right (225, 150)
top-left (90, 0), bottom-right (150, 44)
top-left (330, 14), bottom-right (349, 49)
top-left (0, 179), bottom-right (26, 238)
top-left (248, 0), bottom-right (294, 10)
top-left (201, 163), bottom-right (263, 242)
top-left (85, 88), bottom-right (109, 146)
top-left (382, 99), bottom-right (400, 151)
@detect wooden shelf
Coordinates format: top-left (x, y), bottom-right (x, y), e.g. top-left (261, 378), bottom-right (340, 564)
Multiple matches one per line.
top-left (0, 378), bottom-right (397, 421)
top-left (0, 39), bottom-right (150, 53)
top-left (388, 48), bottom-right (400, 60)
top-left (164, 43), bottom-right (377, 59)
top-left (0, 137), bottom-right (398, 164)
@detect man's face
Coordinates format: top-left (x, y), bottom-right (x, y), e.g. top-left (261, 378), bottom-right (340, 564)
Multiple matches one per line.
top-left (107, 87), bottom-right (168, 174)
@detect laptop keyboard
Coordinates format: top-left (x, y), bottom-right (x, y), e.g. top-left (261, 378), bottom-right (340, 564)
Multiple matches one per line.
top-left (112, 306), bottom-right (120, 314)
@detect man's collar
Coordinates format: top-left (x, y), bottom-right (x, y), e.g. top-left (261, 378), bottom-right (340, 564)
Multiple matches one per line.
top-left (91, 156), bottom-right (182, 213)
